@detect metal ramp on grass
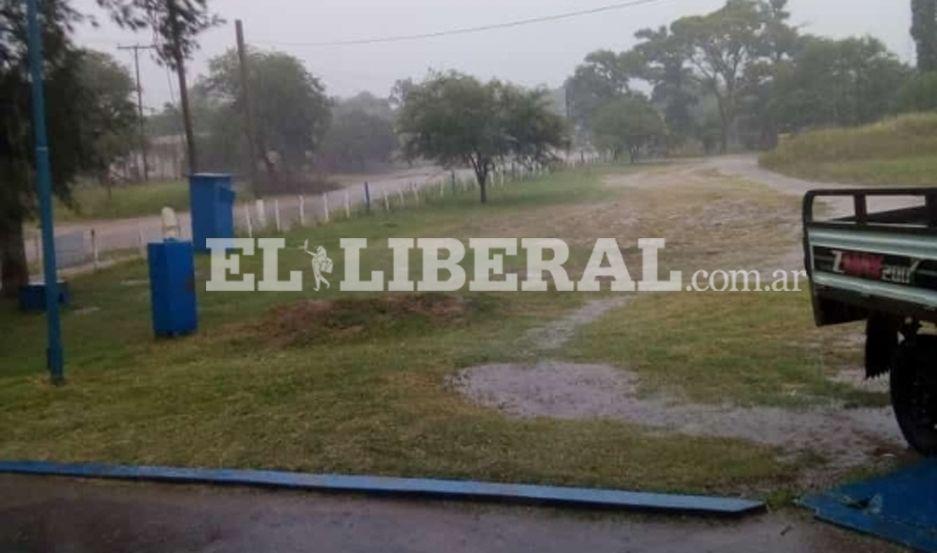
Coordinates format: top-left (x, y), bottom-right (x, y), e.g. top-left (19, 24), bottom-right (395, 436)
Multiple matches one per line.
top-left (800, 459), bottom-right (937, 552)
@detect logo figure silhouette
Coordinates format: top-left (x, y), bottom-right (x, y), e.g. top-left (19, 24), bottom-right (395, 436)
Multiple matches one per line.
top-left (302, 240), bottom-right (333, 291)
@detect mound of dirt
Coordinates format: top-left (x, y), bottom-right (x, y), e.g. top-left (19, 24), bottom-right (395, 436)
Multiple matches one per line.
top-left (252, 293), bottom-right (477, 347)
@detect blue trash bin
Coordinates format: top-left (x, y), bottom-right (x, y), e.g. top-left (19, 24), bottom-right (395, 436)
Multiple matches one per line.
top-left (18, 281), bottom-right (70, 312)
top-left (147, 240), bottom-right (197, 337)
top-left (190, 173), bottom-right (235, 253)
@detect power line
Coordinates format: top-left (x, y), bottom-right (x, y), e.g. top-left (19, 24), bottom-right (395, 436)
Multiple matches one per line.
top-left (254, 0), bottom-right (671, 48)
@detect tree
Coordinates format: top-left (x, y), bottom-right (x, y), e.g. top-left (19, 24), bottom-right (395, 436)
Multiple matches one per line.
top-left (899, 71), bottom-right (937, 112)
top-left (1, 0), bottom-right (135, 296)
top-left (74, 50), bottom-right (139, 195)
top-left (591, 97), bottom-right (667, 163)
top-left (772, 36), bottom-right (909, 130)
top-left (634, 26), bottom-right (698, 144)
top-left (319, 108), bottom-right (397, 171)
top-left (98, 0), bottom-right (220, 172)
top-left (397, 73), bottom-right (567, 204)
top-left (564, 49), bottom-right (644, 132)
top-left (201, 48), bottom-right (330, 188)
top-left (672, 0), bottom-right (766, 152)
top-left (912, 0), bottom-right (937, 72)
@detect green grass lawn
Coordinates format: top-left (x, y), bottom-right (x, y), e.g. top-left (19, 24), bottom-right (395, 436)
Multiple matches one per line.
top-left (57, 180), bottom-right (190, 221)
top-left (761, 112), bottom-right (937, 187)
top-left (0, 165), bottom-right (878, 500)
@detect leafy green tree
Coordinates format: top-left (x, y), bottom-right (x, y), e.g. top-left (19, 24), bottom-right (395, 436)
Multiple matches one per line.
top-left (75, 50), bottom-right (139, 194)
top-left (899, 71), bottom-right (937, 112)
top-left (98, 0), bottom-right (220, 171)
top-left (591, 97), bottom-right (667, 163)
top-left (634, 26), bottom-right (698, 144)
top-left (201, 48), bottom-right (331, 187)
top-left (397, 72), bottom-right (567, 204)
top-left (319, 108), bottom-right (397, 171)
top-left (564, 50), bottom-right (644, 132)
top-left (912, 0), bottom-right (937, 72)
top-left (0, 0), bottom-right (134, 296)
top-left (772, 36), bottom-right (909, 130)
top-left (672, 0), bottom-right (766, 153)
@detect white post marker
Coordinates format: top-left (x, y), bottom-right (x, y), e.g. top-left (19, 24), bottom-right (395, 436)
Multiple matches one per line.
top-left (298, 195), bottom-right (305, 226)
top-left (397, 187), bottom-right (405, 207)
top-left (245, 206), bottom-right (253, 238)
top-left (344, 190), bottom-right (351, 219)
top-left (411, 183), bottom-right (420, 206)
top-left (439, 181), bottom-right (445, 198)
top-left (322, 193), bottom-right (331, 223)
top-left (255, 199), bottom-right (267, 230)
top-left (383, 189), bottom-right (390, 211)
top-left (90, 229), bottom-right (99, 271)
top-left (137, 227), bottom-right (146, 257)
top-left (274, 198), bottom-right (282, 232)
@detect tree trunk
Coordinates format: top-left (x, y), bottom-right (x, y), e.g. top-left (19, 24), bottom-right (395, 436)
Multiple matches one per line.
top-left (479, 178), bottom-right (487, 204)
top-left (0, 212), bottom-right (28, 299)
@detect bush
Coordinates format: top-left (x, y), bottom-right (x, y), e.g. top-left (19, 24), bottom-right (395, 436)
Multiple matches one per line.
top-left (898, 72), bottom-right (937, 113)
top-left (761, 112), bottom-right (937, 168)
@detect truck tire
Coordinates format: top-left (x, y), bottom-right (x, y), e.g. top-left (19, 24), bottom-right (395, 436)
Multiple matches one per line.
top-left (890, 335), bottom-right (937, 456)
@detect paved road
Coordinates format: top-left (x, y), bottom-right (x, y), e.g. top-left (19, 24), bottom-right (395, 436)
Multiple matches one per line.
top-left (0, 475), bottom-right (899, 553)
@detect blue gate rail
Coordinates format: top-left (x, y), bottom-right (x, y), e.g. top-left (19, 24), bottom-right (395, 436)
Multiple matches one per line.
top-left (0, 460), bottom-right (764, 517)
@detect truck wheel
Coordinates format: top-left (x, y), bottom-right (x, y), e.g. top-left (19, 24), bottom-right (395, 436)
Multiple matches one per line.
top-left (891, 335), bottom-right (937, 456)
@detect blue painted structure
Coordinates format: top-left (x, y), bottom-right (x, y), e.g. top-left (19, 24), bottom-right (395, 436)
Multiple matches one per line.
top-left (25, 0), bottom-right (64, 383)
top-left (147, 241), bottom-right (197, 337)
top-left (801, 459), bottom-right (937, 552)
top-left (18, 281), bottom-right (70, 312)
top-left (189, 173), bottom-right (235, 252)
top-left (0, 460), bottom-right (764, 516)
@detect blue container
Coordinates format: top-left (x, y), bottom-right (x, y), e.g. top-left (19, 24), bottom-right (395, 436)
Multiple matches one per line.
top-left (147, 240), bottom-right (197, 337)
top-left (18, 281), bottom-right (70, 312)
top-left (189, 173), bottom-right (235, 253)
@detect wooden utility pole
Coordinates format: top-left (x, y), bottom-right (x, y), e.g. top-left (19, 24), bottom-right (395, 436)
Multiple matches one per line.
top-left (118, 44), bottom-right (156, 182)
top-left (235, 19), bottom-right (261, 197)
top-left (167, 0), bottom-right (198, 174)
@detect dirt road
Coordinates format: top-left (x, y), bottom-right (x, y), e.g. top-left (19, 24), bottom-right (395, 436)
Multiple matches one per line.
top-left (0, 474), bottom-right (898, 553)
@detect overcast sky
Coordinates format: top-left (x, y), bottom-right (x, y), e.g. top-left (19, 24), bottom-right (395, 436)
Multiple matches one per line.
top-left (72, 0), bottom-right (915, 112)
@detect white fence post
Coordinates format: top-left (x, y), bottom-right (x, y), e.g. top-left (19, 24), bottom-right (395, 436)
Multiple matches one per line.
top-left (439, 181), bottom-right (445, 198)
top-left (90, 229), bottom-right (100, 271)
top-left (255, 199), bottom-right (267, 230)
top-left (411, 183), bottom-right (420, 206)
top-left (344, 190), bottom-right (351, 219)
top-left (137, 227), bottom-right (146, 257)
top-left (322, 193), bottom-right (331, 223)
top-left (245, 206), bottom-right (253, 238)
top-left (397, 188), bottom-right (405, 208)
top-left (382, 189), bottom-right (390, 211)
top-left (298, 195), bottom-right (306, 227)
top-left (274, 198), bottom-right (282, 232)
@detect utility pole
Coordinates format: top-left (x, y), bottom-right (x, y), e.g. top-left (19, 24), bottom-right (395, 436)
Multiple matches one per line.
top-left (167, 0), bottom-right (198, 173)
top-left (118, 44), bottom-right (156, 182)
top-left (235, 20), bottom-right (261, 197)
top-left (25, 0), bottom-right (64, 384)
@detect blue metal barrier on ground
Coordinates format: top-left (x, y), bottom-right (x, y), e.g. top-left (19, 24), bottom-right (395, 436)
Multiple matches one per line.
top-left (190, 173), bottom-right (235, 252)
top-left (800, 459), bottom-right (937, 552)
top-left (0, 460), bottom-right (764, 517)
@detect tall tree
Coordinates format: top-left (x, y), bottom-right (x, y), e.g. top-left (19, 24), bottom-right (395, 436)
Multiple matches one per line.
top-left (397, 73), bottom-right (567, 204)
top-left (672, 0), bottom-right (766, 152)
top-left (201, 48), bottom-right (330, 186)
top-left (1, 1), bottom-right (130, 296)
top-left (591, 97), bottom-right (667, 163)
top-left (98, 0), bottom-right (220, 172)
top-left (564, 50), bottom-right (644, 132)
top-left (912, 0), bottom-right (937, 72)
top-left (634, 26), bottom-right (698, 144)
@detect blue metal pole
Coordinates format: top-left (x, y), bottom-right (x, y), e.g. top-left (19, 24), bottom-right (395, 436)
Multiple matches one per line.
top-left (25, 0), bottom-right (64, 384)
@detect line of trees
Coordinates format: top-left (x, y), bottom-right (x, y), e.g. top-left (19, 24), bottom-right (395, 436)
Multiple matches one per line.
top-left (567, 0), bottom-right (937, 159)
top-left (1, 0), bottom-right (217, 296)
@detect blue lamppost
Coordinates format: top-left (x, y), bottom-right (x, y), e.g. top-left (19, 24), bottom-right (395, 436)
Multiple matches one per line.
top-left (25, 0), bottom-right (64, 383)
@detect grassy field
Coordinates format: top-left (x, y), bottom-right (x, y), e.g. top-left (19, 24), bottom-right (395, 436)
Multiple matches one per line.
top-left (760, 112), bottom-right (937, 186)
top-left (0, 164), bottom-right (886, 501)
top-left (57, 180), bottom-right (190, 221)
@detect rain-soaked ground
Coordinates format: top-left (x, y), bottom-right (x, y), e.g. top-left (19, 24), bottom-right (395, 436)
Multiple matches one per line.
top-left (0, 474), bottom-right (901, 552)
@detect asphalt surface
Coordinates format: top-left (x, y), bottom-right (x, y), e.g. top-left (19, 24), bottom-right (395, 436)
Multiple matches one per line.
top-left (0, 474), bottom-right (901, 553)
